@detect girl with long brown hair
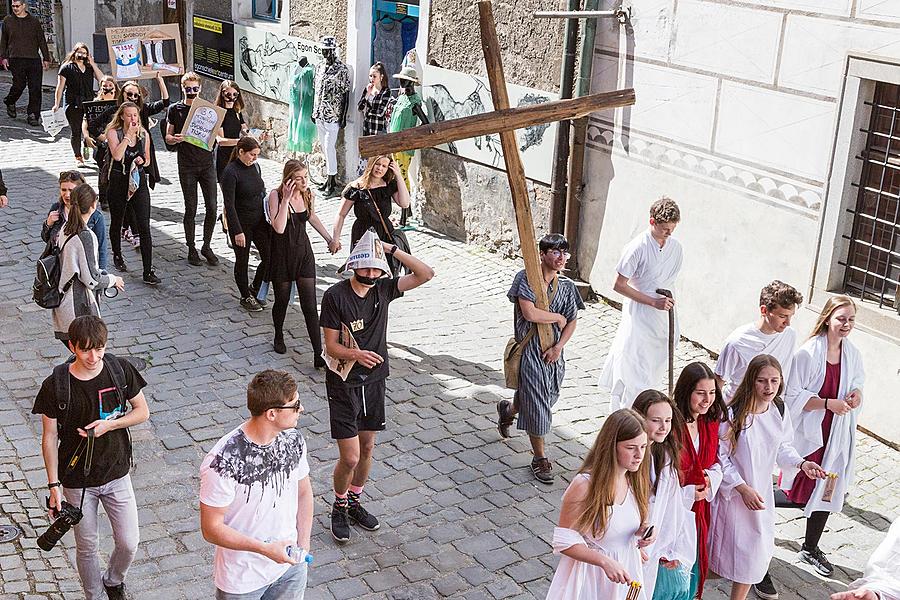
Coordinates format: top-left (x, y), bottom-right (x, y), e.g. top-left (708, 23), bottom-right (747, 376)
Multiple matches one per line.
top-left (52, 42), bottom-right (104, 165)
top-left (266, 159), bottom-right (337, 360)
top-left (547, 409), bottom-right (652, 599)
top-left (332, 154), bottom-right (410, 252)
top-left (782, 296), bottom-right (865, 578)
top-left (709, 355), bottom-right (826, 600)
top-left (214, 80), bottom-right (248, 181)
top-left (632, 390), bottom-right (695, 600)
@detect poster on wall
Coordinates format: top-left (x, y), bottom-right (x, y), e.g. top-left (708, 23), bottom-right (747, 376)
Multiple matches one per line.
top-left (26, 0), bottom-right (58, 63)
top-left (179, 98), bottom-right (226, 151)
top-left (421, 65), bottom-right (558, 184)
top-left (233, 23), bottom-right (321, 104)
top-left (106, 24), bottom-right (184, 80)
top-left (192, 16), bottom-right (235, 81)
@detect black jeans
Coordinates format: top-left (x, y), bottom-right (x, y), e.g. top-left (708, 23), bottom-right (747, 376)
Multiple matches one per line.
top-left (109, 170), bottom-right (153, 275)
top-left (178, 162), bottom-right (217, 249)
top-left (4, 57), bottom-right (43, 116)
top-left (65, 105), bottom-right (85, 157)
top-left (230, 216), bottom-right (270, 298)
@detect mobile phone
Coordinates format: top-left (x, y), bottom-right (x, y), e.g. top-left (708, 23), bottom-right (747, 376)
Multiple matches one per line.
top-left (641, 525), bottom-right (655, 540)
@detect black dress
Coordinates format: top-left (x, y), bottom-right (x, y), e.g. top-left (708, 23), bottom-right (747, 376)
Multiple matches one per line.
top-left (140, 100), bottom-right (169, 188)
top-left (343, 179), bottom-right (398, 247)
top-left (216, 108), bottom-right (244, 181)
top-left (268, 204), bottom-right (315, 283)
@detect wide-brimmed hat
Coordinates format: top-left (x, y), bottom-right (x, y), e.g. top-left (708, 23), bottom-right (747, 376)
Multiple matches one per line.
top-left (393, 66), bottom-right (420, 84)
top-left (320, 36), bottom-right (337, 50)
top-left (343, 229), bottom-right (392, 277)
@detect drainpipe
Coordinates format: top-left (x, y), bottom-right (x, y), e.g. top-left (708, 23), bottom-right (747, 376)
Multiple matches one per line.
top-left (549, 0), bottom-right (580, 235)
top-left (564, 0), bottom-right (601, 275)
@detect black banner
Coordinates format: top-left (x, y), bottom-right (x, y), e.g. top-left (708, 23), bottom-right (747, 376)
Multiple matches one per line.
top-left (83, 100), bottom-right (117, 134)
top-left (192, 16), bottom-right (235, 81)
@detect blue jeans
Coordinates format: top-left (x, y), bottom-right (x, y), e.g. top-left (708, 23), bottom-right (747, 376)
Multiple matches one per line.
top-left (216, 563), bottom-right (307, 600)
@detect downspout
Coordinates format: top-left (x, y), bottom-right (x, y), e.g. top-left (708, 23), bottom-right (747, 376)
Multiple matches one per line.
top-left (549, 0), bottom-right (580, 234)
top-left (564, 0), bottom-right (601, 275)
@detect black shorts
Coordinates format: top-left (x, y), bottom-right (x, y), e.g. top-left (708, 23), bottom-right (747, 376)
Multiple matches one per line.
top-left (327, 379), bottom-right (386, 439)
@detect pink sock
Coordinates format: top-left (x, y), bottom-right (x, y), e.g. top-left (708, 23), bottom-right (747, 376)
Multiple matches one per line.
top-left (349, 485), bottom-right (364, 495)
top-left (334, 490), bottom-right (348, 499)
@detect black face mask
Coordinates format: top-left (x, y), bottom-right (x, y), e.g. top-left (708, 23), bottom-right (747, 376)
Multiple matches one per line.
top-left (185, 92), bottom-right (199, 99)
top-left (354, 273), bottom-right (379, 286)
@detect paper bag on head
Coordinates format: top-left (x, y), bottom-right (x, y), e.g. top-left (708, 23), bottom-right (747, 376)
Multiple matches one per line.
top-left (340, 228), bottom-right (393, 277)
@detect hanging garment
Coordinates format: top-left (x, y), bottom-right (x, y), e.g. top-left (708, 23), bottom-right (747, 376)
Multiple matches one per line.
top-left (287, 64), bottom-right (315, 153)
top-left (388, 92), bottom-right (423, 157)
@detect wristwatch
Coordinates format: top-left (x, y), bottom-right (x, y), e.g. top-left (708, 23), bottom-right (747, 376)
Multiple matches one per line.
top-left (48, 481), bottom-right (61, 489)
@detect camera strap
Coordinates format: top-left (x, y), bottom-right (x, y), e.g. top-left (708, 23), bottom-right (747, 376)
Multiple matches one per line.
top-left (78, 430), bottom-right (94, 510)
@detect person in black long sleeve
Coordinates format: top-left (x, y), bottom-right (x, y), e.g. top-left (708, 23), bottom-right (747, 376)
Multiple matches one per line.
top-left (221, 136), bottom-right (269, 311)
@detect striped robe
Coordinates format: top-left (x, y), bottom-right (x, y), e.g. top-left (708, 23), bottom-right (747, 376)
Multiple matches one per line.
top-left (52, 230), bottom-right (114, 340)
top-left (508, 270), bottom-right (584, 437)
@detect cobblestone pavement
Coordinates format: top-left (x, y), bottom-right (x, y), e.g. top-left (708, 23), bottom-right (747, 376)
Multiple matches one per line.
top-left (0, 80), bottom-right (898, 599)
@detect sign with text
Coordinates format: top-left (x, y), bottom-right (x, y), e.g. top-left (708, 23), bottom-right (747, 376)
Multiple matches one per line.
top-left (233, 23), bottom-right (321, 104)
top-left (83, 100), bottom-right (117, 133)
top-left (106, 24), bottom-right (184, 80)
top-left (179, 97), bottom-right (226, 151)
top-left (192, 16), bottom-right (235, 82)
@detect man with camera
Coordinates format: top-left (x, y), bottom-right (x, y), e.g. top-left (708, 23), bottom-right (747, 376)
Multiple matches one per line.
top-left (32, 316), bottom-right (149, 600)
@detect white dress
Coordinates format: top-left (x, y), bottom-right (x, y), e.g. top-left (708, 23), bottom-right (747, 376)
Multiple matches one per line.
top-left (599, 231), bottom-right (683, 410)
top-left (708, 405), bottom-right (804, 584)
top-left (548, 474), bottom-right (648, 600)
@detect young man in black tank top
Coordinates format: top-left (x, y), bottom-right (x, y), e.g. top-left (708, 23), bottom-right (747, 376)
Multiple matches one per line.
top-left (319, 230), bottom-right (434, 543)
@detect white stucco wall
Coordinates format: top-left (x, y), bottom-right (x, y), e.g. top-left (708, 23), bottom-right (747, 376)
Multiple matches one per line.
top-left (582, 0), bottom-right (900, 444)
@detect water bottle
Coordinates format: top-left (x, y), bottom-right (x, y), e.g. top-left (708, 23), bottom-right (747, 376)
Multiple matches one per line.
top-left (285, 545), bottom-right (314, 565)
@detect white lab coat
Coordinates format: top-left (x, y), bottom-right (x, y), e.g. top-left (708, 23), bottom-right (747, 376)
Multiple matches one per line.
top-left (781, 334), bottom-right (865, 517)
top-left (715, 323), bottom-right (798, 402)
top-left (847, 517), bottom-right (900, 600)
top-left (600, 231), bottom-right (683, 410)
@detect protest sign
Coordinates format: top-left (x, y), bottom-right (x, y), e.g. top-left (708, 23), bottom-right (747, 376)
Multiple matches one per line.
top-left (83, 100), bottom-right (117, 133)
top-left (106, 24), bottom-right (184, 80)
top-left (179, 98), bottom-right (226, 151)
top-left (322, 323), bottom-right (359, 381)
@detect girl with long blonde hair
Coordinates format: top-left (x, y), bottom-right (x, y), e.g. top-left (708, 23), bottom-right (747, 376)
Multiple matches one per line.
top-left (781, 295), bottom-right (865, 578)
top-left (547, 409), bottom-right (652, 599)
top-left (709, 355), bottom-right (826, 600)
top-left (266, 159), bottom-right (337, 361)
top-left (53, 42), bottom-right (104, 165)
top-left (332, 154), bottom-right (410, 252)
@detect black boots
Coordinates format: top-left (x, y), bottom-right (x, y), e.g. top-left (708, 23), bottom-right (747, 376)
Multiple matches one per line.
top-left (319, 174), bottom-right (337, 197)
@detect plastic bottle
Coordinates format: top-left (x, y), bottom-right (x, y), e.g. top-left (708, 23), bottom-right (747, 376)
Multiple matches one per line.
top-left (285, 545), bottom-right (314, 565)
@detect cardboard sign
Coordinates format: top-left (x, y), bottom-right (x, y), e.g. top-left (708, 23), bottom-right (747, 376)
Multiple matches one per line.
top-left (106, 24), bottom-right (184, 80)
top-left (322, 323), bottom-right (359, 381)
top-left (179, 97), bottom-right (226, 151)
top-left (83, 100), bottom-right (117, 132)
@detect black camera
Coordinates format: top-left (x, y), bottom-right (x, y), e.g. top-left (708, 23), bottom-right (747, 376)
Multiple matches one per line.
top-left (38, 498), bottom-right (83, 551)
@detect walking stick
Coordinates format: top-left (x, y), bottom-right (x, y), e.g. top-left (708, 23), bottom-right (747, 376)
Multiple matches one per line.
top-left (655, 288), bottom-right (674, 396)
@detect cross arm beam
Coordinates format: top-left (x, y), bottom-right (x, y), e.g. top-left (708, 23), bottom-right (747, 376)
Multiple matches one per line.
top-left (358, 88), bottom-right (635, 157)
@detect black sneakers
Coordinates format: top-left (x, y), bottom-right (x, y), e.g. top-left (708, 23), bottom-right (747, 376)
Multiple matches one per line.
top-left (240, 296), bottom-right (263, 312)
top-left (142, 271), bottom-right (161, 285)
top-left (496, 400), bottom-right (514, 438)
top-left (187, 247), bottom-right (202, 266)
top-left (5, 103), bottom-right (15, 118)
top-left (273, 335), bottom-right (287, 354)
top-left (753, 572), bottom-right (778, 599)
top-left (27, 113), bottom-right (39, 126)
top-left (331, 501), bottom-right (351, 543)
top-left (200, 245), bottom-right (219, 266)
top-left (531, 457), bottom-right (555, 484)
top-left (104, 581), bottom-right (130, 600)
top-left (799, 546), bottom-right (834, 576)
top-left (348, 499), bottom-right (380, 531)
top-left (113, 254), bottom-right (127, 272)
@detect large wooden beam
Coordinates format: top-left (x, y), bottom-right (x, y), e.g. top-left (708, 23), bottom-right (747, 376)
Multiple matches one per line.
top-left (478, 0), bottom-right (556, 352)
top-left (358, 88), bottom-right (634, 157)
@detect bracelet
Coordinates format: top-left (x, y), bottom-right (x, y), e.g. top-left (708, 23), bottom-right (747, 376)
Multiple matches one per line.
top-left (796, 460), bottom-right (806, 470)
top-left (825, 398), bottom-right (830, 411)
top-left (386, 246), bottom-right (396, 256)
top-left (48, 482), bottom-right (61, 489)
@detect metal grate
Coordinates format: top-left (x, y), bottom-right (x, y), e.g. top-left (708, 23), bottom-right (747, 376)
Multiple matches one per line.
top-left (843, 82), bottom-right (900, 313)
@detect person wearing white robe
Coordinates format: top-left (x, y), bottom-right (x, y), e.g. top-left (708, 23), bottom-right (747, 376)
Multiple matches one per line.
top-left (600, 198), bottom-right (683, 411)
top-left (715, 280), bottom-right (803, 403)
top-left (547, 409), bottom-right (653, 600)
top-left (831, 517), bottom-right (900, 600)
top-left (708, 355), bottom-right (826, 600)
top-left (781, 295), bottom-right (865, 578)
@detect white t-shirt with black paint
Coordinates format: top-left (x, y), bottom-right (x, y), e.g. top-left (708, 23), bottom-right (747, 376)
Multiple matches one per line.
top-left (200, 425), bottom-right (310, 594)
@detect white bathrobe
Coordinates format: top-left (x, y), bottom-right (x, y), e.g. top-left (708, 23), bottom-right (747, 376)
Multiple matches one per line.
top-left (715, 323), bottom-right (798, 402)
top-left (643, 457), bottom-right (697, 599)
top-left (600, 231), bottom-right (683, 410)
top-left (781, 334), bottom-right (865, 517)
top-left (847, 517), bottom-right (900, 600)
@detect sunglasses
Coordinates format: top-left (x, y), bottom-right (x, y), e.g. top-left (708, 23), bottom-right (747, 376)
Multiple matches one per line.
top-left (125, 92), bottom-right (141, 99)
top-left (75, 54), bottom-right (88, 60)
top-left (223, 92), bottom-right (239, 99)
top-left (58, 170), bottom-right (85, 183)
top-left (184, 86), bottom-right (200, 92)
top-left (270, 399), bottom-right (302, 412)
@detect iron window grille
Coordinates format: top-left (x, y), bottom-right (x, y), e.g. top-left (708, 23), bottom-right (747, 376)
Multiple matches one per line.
top-left (252, 0), bottom-right (280, 21)
top-left (844, 82), bottom-right (900, 314)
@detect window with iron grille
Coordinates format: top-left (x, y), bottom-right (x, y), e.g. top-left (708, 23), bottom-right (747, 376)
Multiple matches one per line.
top-left (844, 82), bottom-right (900, 313)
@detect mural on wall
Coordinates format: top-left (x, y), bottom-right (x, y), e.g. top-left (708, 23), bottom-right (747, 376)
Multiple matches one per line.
top-left (422, 65), bottom-right (558, 184)
top-left (233, 24), bottom-right (321, 104)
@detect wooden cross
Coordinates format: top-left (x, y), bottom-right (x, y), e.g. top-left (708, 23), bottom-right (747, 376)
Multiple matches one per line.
top-left (360, 1), bottom-right (636, 351)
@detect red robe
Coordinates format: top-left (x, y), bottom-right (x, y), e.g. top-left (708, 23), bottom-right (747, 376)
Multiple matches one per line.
top-left (679, 417), bottom-right (720, 598)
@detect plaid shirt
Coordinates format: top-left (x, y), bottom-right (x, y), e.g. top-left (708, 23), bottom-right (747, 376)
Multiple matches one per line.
top-left (358, 88), bottom-right (393, 136)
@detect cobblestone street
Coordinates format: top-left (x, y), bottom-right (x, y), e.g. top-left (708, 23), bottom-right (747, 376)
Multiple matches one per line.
top-left (0, 80), bottom-right (898, 599)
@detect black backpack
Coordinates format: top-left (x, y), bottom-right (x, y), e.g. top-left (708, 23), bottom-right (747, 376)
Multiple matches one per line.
top-left (33, 235), bottom-right (75, 309)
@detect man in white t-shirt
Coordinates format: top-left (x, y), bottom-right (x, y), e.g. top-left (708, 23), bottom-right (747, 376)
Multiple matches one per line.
top-left (715, 280), bottom-right (803, 402)
top-left (200, 370), bottom-right (313, 599)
